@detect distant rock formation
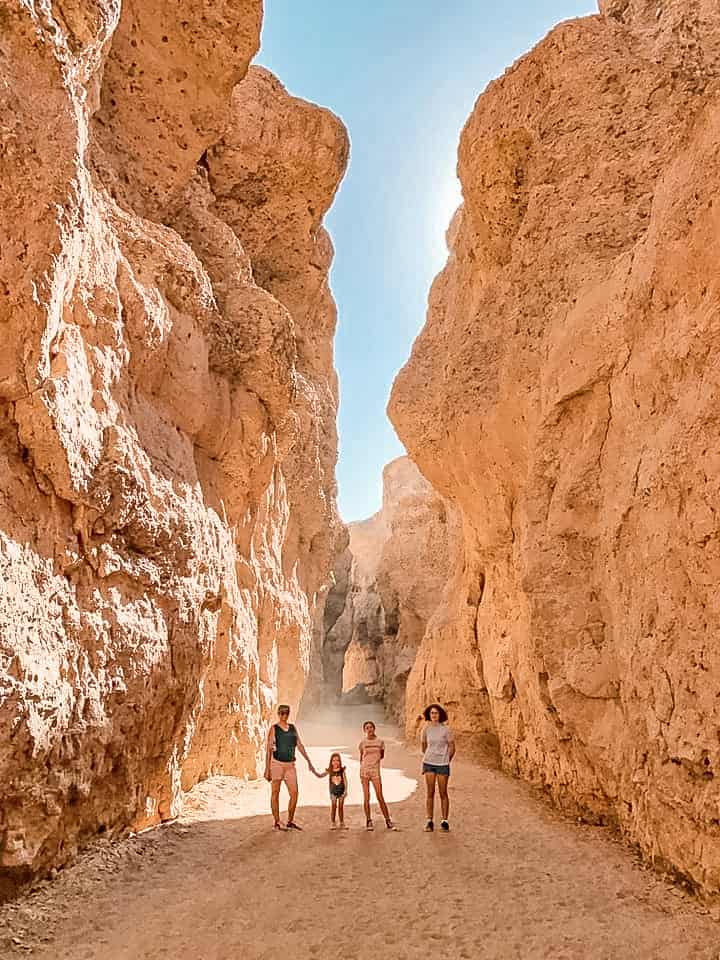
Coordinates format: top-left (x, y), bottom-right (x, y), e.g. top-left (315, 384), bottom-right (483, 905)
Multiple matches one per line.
top-left (390, 0), bottom-right (720, 895)
top-left (324, 457), bottom-right (456, 719)
top-left (0, 1), bottom-right (347, 894)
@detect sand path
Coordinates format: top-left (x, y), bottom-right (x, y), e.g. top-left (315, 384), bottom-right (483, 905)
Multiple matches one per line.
top-left (2, 706), bottom-right (719, 960)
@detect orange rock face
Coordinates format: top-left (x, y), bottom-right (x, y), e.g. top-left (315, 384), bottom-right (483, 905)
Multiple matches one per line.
top-left (390, 1), bottom-right (720, 894)
top-left (0, 3), bottom-right (347, 893)
top-left (326, 458), bottom-right (455, 719)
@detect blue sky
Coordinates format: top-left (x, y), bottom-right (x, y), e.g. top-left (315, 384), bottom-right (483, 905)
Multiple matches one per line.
top-left (259, 1), bottom-right (597, 521)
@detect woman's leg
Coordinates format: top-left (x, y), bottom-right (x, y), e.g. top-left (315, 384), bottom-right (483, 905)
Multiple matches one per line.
top-left (287, 781), bottom-right (299, 825)
top-left (362, 778), bottom-right (372, 821)
top-left (425, 772), bottom-right (437, 820)
top-left (437, 774), bottom-right (450, 821)
top-left (271, 779), bottom-right (282, 825)
top-left (330, 796), bottom-right (337, 824)
top-left (372, 776), bottom-right (391, 822)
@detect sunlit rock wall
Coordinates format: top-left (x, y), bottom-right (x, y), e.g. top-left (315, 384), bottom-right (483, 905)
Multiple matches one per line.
top-left (0, 1), bottom-right (347, 894)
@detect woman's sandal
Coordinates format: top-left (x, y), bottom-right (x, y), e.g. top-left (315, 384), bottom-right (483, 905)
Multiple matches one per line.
top-left (286, 821), bottom-right (303, 831)
top-left (366, 819), bottom-right (374, 831)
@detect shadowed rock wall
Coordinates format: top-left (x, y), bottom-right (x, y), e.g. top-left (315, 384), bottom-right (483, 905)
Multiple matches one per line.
top-left (390, 0), bottom-right (720, 894)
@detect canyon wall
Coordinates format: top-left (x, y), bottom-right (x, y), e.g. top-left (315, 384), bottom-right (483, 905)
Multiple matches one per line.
top-left (0, 1), bottom-right (347, 894)
top-left (390, 0), bottom-right (720, 894)
top-left (325, 457), bottom-right (455, 719)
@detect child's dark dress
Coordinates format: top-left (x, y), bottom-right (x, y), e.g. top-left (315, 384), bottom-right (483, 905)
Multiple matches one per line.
top-left (329, 770), bottom-right (346, 798)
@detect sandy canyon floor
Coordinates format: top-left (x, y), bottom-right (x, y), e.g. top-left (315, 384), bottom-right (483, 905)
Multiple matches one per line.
top-left (1, 707), bottom-right (719, 960)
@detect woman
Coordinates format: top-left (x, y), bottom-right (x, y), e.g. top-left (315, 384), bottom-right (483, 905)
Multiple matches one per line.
top-left (421, 703), bottom-right (455, 832)
top-left (358, 720), bottom-right (396, 831)
top-left (264, 704), bottom-right (316, 831)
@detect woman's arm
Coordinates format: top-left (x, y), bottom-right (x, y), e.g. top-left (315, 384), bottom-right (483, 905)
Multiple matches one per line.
top-left (295, 729), bottom-right (316, 773)
top-left (448, 728), bottom-right (456, 762)
top-left (421, 724), bottom-right (428, 754)
top-left (264, 726), bottom-right (275, 781)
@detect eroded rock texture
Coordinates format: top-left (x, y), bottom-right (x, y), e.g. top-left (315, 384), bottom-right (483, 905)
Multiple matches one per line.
top-left (325, 458), bottom-right (455, 719)
top-left (0, 2), bottom-right (347, 894)
top-left (390, 0), bottom-right (720, 895)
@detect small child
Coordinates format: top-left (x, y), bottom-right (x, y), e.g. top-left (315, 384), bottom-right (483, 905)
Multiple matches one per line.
top-left (314, 752), bottom-right (349, 829)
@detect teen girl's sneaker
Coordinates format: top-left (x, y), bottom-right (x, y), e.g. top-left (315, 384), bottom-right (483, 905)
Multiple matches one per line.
top-left (424, 820), bottom-right (434, 832)
top-left (440, 820), bottom-right (450, 832)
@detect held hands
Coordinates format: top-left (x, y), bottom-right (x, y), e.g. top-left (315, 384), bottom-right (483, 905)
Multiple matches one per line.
top-left (264, 768), bottom-right (272, 783)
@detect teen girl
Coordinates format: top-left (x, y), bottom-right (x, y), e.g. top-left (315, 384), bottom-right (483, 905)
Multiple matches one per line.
top-left (421, 703), bottom-right (455, 832)
top-left (359, 720), bottom-right (396, 831)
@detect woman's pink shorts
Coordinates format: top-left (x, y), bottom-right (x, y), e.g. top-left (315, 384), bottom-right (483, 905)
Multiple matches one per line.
top-left (270, 759), bottom-right (298, 790)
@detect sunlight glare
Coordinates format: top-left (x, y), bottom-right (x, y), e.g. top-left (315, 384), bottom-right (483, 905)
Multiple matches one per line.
top-left (429, 173), bottom-right (462, 266)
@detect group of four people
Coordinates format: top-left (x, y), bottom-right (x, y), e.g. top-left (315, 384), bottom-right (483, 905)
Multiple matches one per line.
top-left (264, 702), bottom-right (455, 832)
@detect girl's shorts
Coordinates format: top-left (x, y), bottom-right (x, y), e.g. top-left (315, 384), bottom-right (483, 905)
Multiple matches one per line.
top-left (422, 763), bottom-right (450, 777)
top-left (360, 771), bottom-right (382, 787)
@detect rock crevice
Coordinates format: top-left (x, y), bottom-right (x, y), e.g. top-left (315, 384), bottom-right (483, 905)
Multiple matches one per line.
top-left (322, 457), bottom-right (456, 721)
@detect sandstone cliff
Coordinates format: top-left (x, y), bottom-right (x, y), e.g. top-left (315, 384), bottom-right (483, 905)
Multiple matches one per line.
top-left (325, 457), bottom-right (455, 719)
top-left (390, 0), bottom-right (720, 894)
top-left (0, 1), bottom-right (347, 894)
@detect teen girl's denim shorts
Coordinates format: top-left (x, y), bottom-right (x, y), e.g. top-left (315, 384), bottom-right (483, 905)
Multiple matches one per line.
top-left (422, 762), bottom-right (450, 776)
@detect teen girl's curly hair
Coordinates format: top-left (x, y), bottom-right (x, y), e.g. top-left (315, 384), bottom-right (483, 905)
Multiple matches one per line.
top-left (423, 703), bottom-right (448, 723)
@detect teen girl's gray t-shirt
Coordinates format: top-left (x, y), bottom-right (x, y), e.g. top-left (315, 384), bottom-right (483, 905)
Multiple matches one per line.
top-left (423, 723), bottom-right (453, 765)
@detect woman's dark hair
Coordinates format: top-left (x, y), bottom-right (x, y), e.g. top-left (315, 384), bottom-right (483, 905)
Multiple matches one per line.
top-left (362, 720), bottom-right (376, 732)
top-left (423, 703), bottom-right (448, 723)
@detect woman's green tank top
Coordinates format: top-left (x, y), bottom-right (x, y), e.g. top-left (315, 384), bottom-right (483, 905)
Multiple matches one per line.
top-left (273, 723), bottom-right (297, 762)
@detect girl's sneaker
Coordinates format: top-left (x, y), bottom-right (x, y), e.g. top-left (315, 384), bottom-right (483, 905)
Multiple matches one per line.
top-left (424, 820), bottom-right (434, 832)
top-left (340, 823), bottom-right (349, 830)
top-left (386, 819), bottom-right (396, 830)
top-left (366, 819), bottom-right (374, 831)
top-left (330, 822), bottom-right (337, 830)
top-left (440, 820), bottom-right (450, 833)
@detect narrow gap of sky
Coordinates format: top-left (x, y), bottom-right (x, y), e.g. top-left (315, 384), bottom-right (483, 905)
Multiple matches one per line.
top-left (259, 1), bottom-right (597, 522)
